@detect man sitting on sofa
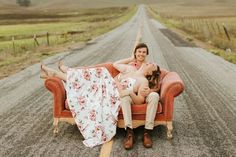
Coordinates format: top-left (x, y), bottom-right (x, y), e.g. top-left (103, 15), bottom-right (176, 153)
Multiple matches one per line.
top-left (113, 43), bottom-right (160, 149)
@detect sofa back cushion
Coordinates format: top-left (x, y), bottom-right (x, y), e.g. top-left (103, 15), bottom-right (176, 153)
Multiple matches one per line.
top-left (160, 68), bottom-right (168, 81)
top-left (91, 62), bottom-right (119, 78)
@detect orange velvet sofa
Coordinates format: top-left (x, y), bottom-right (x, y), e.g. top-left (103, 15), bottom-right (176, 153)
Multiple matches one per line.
top-left (44, 63), bottom-right (184, 139)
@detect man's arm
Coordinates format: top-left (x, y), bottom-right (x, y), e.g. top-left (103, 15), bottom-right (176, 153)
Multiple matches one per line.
top-left (113, 57), bottom-right (136, 73)
top-left (118, 89), bottom-right (145, 104)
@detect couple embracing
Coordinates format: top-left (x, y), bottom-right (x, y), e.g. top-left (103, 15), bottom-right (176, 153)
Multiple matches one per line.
top-left (40, 43), bottom-right (161, 149)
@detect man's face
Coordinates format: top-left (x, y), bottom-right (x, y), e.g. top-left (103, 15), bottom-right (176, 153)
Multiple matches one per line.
top-left (135, 47), bottom-right (148, 62)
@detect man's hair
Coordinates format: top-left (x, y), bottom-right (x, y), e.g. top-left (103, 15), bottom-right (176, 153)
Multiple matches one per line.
top-left (133, 43), bottom-right (149, 58)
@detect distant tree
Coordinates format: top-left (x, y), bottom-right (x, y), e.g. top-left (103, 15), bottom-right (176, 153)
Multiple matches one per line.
top-left (16, 0), bottom-right (31, 7)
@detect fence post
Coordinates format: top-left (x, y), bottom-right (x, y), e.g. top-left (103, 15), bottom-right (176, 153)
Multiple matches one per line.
top-left (192, 19), bottom-right (198, 33)
top-left (216, 22), bottom-right (222, 36)
top-left (65, 32), bottom-right (67, 41)
top-left (34, 34), bottom-right (39, 47)
top-left (210, 20), bottom-right (216, 34)
top-left (197, 18), bottom-right (202, 32)
top-left (203, 20), bottom-right (210, 39)
top-left (12, 36), bottom-right (15, 53)
top-left (46, 32), bottom-right (50, 46)
top-left (206, 20), bottom-right (212, 37)
top-left (222, 23), bottom-right (231, 41)
top-left (195, 18), bottom-right (200, 32)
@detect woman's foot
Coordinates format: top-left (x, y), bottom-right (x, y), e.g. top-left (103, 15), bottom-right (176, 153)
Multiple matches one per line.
top-left (40, 64), bottom-right (55, 79)
top-left (40, 64), bottom-right (48, 79)
top-left (58, 60), bottom-right (67, 73)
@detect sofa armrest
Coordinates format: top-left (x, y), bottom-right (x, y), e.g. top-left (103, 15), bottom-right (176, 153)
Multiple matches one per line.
top-left (159, 72), bottom-right (184, 120)
top-left (44, 77), bottom-right (66, 118)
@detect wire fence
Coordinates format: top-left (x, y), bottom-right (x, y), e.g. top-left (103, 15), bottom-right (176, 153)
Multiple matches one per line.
top-left (0, 30), bottom-right (84, 54)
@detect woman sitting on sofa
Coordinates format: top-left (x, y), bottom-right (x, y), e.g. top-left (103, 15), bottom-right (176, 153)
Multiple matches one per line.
top-left (40, 58), bottom-right (160, 148)
top-left (41, 59), bottom-right (159, 147)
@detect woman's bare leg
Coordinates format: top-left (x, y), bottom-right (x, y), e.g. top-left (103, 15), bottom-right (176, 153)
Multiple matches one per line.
top-left (40, 64), bottom-right (67, 81)
top-left (58, 60), bottom-right (69, 73)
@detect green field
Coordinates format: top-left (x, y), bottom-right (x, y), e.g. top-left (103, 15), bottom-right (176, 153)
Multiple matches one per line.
top-left (0, 6), bottom-right (137, 78)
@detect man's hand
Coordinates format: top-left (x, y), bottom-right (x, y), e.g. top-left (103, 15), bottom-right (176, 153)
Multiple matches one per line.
top-left (140, 87), bottom-right (151, 97)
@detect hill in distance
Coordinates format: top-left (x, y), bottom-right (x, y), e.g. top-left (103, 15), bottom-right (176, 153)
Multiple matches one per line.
top-left (0, 0), bottom-right (235, 15)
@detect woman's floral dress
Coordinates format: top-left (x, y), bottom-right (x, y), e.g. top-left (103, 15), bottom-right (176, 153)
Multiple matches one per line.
top-left (66, 67), bottom-right (121, 147)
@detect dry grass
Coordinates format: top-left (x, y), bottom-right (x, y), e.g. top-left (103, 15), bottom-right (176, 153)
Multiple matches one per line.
top-left (148, 1), bottom-right (236, 64)
top-left (0, 6), bottom-right (137, 78)
top-left (0, 0), bottom-right (159, 12)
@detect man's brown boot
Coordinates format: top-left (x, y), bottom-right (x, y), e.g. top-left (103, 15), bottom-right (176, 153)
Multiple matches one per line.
top-left (143, 129), bottom-right (153, 148)
top-left (123, 127), bottom-right (134, 150)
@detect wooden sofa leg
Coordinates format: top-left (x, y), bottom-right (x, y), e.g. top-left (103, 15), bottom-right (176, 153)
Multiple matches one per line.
top-left (166, 121), bottom-right (173, 139)
top-left (53, 118), bottom-right (59, 135)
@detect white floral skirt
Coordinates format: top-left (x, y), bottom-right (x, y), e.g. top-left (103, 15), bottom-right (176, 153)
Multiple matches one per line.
top-left (66, 67), bottom-right (121, 147)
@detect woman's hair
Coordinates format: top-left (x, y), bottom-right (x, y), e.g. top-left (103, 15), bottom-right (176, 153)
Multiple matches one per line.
top-left (146, 65), bottom-right (161, 89)
top-left (133, 43), bottom-right (149, 59)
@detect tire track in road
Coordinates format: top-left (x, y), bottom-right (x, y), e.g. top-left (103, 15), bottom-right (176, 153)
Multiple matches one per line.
top-left (0, 87), bottom-right (48, 139)
top-left (173, 48), bottom-right (236, 135)
top-left (148, 20), bottom-right (236, 156)
top-left (195, 70), bottom-right (236, 134)
top-left (178, 47), bottom-right (236, 112)
top-left (0, 86), bottom-right (100, 157)
top-left (0, 87), bottom-right (52, 156)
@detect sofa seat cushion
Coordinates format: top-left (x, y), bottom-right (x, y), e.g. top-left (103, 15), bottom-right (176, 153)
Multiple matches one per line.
top-left (65, 99), bottom-right (162, 114)
top-left (119, 102), bottom-right (162, 114)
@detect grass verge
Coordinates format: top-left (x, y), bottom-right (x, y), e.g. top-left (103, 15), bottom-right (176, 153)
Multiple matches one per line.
top-left (148, 6), bottom-right (236, 64)
top-left (0, 6), bottom-right (137, 78)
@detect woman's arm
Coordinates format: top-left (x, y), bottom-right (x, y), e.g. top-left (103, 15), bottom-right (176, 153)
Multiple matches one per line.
top-left (113, 57), bottom-right (136, 73)
top-left (129, 79), bottom-right (149, 104)
top-left (118, 87), bottom-right (146, 104)
top-left (129, 91), bottom-right (145, 104)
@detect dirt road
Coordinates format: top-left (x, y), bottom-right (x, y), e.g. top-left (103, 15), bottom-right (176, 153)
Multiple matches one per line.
top-left (0, 6), bottom-right (235, 157)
